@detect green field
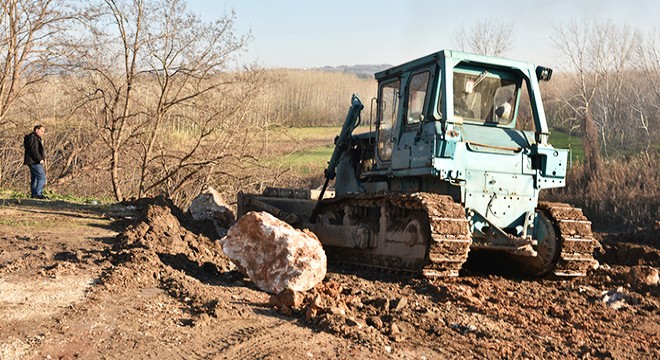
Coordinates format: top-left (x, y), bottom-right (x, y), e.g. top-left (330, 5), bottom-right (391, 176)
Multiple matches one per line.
top-left (266, 127), bottom-right (339, 175)
top-left (548, 128), bottom-right (585, 164)
top-left (272, 126), bottom-right (586, 174)
top-left (267, 126), bottom-right (342, 142)
top-left (276, 144), bottom-right (334, 175)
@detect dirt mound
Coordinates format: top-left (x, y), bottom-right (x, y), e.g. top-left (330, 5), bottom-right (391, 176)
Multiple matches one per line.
top-left (101, 196), bottom-right (234, 302)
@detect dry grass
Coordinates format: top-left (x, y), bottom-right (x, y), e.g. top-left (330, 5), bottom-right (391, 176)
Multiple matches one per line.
top-left (544, 154), bottom-right (659, 231)
top-left (258, 69), bottom-right (377, 126)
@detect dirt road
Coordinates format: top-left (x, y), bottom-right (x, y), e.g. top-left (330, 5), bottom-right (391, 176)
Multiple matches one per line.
top-left (0, 198), bottom-right (658, 359)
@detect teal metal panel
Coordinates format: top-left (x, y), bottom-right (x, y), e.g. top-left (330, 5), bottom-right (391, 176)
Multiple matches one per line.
top-left (391, 145), bottom-right (410, 169)
top-left (536, 147), bottom-right (568, 178)
top-left (465, 191), bottom-right (537, 229)
top-left (410, 136), bottom-right (434, 168)
top-left (437, 139), bottom-right (457, 158)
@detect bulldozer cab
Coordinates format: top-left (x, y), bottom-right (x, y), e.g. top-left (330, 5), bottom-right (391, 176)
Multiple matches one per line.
top-left (363, 50), bottom-right (567, 238)
top-left (451, 68), bottom-right (518, 124)
top-left (373, 50), bottom-right (551, 172)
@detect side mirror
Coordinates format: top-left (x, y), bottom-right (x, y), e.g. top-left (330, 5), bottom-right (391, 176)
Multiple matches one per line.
top-left (536, 66), bottom-right (553, 82)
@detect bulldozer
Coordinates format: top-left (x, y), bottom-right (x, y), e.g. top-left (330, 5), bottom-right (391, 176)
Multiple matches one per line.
top-left (238, 50), bottom-right (600, 278)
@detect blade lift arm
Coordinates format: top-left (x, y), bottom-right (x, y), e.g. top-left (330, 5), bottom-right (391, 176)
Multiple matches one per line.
top-left (310, 94), bottom-right (364, 222)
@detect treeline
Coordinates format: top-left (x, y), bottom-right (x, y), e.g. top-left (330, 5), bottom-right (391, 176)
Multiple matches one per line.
top-left (548, 21), bottom-right (659, 200)
top-left (255, 69), bottom-right (376, 127)
top-left (0, 69), bottom-right (374, 200)
top-left (546, 72), bottom-right (658, 158)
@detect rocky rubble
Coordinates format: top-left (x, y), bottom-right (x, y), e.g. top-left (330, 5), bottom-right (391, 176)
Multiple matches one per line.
top-left (221, 211), bottom-right (327, 294)
top-left (267, 275), bottom-right (442, 347)
top-left (187, 187), bottom-right (235, 238)
top-left (263, 234), bottom-right (660, 357)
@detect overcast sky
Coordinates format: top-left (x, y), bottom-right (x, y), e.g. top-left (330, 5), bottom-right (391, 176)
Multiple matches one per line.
top-left (187, 0), bottom-right (658, 69)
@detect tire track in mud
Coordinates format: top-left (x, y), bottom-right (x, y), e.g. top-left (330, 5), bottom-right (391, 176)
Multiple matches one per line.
top-left (173, 317), bottom-right (308, 359)
top-left (218, 320), bottom-right (293, 359)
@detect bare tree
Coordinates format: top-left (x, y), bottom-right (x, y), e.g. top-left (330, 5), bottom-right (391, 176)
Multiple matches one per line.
top-left (552, 20), bottom-right (654, 178)
top-left (634, 29), bottom-right (660, 160)
top-left (0, 0), bottom-right (77, 127)
top-left (553, 20), bottom-right (606, 179)
top-left (452, 19), bottom-right (514, 56)
top-left (71, 0), bottom-right (148, 201)
top-left (591, 23), bottom-right (640, 157)
top-left (0, 0), bottom-right (78, 186)
top-left (136, 0), bottom-right (252, 198)
top-left (67, 0), bottom-right (262, 202)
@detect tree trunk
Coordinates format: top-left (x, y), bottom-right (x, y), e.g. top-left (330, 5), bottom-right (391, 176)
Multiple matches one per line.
top-left (111, 147), bottom-right (123, 201)
top-left (582, 107), bottom-right (602, 180)
top-left (138, 121), bottom-right (157, 198)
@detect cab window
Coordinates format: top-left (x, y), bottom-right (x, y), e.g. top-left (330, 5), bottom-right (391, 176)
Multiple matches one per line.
top-left (406, 71), bottom-right (430, 125)
top-left (377, 79), bottom-right (400, 162)
top-left (453, 70), bottom-right (519, 125)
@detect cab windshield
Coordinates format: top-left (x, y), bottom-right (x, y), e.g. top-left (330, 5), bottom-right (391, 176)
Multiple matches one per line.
top-left (452, 71), bottom-right (518, 125)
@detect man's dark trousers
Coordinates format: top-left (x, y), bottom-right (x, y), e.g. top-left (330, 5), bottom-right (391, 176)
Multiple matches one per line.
top-left (28, 163), bottom-right (46, 198)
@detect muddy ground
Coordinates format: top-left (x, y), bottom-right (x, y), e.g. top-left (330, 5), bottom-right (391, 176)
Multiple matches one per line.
top-left (0, 197), bottom-right (658, 359)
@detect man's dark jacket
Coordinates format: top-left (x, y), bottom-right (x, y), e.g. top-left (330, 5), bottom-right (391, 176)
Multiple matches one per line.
top-left (23, 132), bottom-right (44, 165)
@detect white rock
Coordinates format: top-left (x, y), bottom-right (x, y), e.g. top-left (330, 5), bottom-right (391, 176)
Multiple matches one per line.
top-left (188, 187), bottom-right (235, 237)
top-left (221, 211), bottom-right (326, 293)
top-left (601, 287), bottom-right (628, 310)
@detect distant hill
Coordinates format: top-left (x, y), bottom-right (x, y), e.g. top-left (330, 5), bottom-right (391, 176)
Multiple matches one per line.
top-left (314, 64), bottom-right (392, 79)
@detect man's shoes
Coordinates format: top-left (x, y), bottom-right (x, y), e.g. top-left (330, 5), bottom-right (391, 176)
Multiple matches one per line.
top-left (31, 195), bottom-right (49, 199)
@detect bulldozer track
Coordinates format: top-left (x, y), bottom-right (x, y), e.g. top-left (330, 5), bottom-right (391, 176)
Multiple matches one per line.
top-left (244, 191), bottom-right (598, 278)
top-left (319, 196), bottom-right (597, 278)
top-left (390, 193), bottom-right (472, 277)
top-left (319, 192), bottom-right (472, 278)
top-left (538, 202), bottom-right (600, 277)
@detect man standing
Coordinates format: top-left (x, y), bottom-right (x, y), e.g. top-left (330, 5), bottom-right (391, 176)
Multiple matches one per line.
top-left (23, 125), bottom-right (48, 199)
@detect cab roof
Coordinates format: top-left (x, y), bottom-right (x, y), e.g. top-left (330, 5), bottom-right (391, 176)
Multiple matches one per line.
top-left (374, 50), bottom-right (538, 81)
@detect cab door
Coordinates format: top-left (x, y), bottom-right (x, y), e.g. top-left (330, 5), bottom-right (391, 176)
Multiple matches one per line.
top-left (376, 78), bottom-right (401, 165)
top-left (393, 70), bottom-right (432, 170)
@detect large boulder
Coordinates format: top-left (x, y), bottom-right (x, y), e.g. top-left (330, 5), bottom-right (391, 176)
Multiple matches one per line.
top-left (221, 211), bottom-right (327, 293)
top-left (188, 187), bottom-right (235, 237)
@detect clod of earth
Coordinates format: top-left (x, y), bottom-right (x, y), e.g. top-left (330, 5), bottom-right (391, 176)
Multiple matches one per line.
top-left (627, 265), bottom-right (659, 286)
top-left (270, 288), bottom-right (305, 308)
top-left (221, 211), bottom-right (327, 294)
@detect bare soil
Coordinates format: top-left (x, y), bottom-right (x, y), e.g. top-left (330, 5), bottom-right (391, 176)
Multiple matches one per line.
top-left (0, 197), bottom-right (658, 359)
